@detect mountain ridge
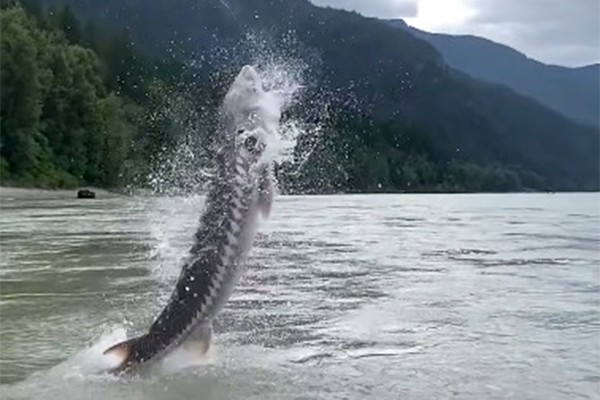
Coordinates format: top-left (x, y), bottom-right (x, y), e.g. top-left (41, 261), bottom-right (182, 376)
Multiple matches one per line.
top-left (386, 18), bottom-right (599, 126)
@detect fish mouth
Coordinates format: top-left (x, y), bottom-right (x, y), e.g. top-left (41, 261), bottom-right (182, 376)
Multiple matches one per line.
top-left (238, 65), bottom-right (261, 85)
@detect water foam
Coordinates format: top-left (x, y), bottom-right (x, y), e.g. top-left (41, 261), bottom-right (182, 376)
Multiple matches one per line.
top-left (16, 326), bottom-right (129, 387)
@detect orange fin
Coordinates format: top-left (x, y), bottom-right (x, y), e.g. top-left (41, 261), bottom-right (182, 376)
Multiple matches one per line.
top-left (103, 336), bottom-right (141, 371)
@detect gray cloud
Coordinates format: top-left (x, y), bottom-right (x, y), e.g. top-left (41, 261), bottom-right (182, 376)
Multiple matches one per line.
top-left (309, 0), bottom-right (599, 66)
top-left (309, 0), bottom-right (417, 19)
top-left (461, 0), bottom-right (599, 66)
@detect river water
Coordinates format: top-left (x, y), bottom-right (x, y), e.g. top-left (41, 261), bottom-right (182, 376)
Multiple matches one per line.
top-left (0, 189), bottom-right (598, 399)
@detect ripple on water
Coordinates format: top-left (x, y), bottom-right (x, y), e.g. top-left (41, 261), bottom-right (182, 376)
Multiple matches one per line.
top-left (1, 193), bottom-right (599, 400)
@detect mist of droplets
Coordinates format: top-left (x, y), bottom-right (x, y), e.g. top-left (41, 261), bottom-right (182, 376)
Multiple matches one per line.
top-left (139, 29), bottom-right (332, 197)
top-left (132, 28), bottom-right (334, 292)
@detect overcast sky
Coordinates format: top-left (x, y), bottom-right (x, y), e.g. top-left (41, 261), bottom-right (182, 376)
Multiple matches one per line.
top-left (309, 0), bottom-right (600, 67)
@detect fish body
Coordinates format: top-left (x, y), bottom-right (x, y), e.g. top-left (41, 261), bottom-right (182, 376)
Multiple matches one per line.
top-left (104, 65), bottom-right (276, 372)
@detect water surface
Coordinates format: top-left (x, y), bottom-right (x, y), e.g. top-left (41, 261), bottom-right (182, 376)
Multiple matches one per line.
top-left (1, 190), bottom-right (598, 399)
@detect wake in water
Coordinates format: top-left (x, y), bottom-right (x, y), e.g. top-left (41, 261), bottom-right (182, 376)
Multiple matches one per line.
top-left (6, 326), bottom-right (127, 395)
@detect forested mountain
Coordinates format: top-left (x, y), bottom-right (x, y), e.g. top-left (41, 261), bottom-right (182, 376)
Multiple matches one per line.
top-left (0, 0), bottom-right (221, 189)
top-left (0, 3), bottom-right (137, 187)
top-left (386, 19), bottom-right (600, 127)
top-left (2, 0), bottom-right (598, 192)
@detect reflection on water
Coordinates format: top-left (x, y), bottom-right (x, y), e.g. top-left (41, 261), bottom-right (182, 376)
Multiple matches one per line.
top-left (0, 189), bottom-right (599, 399)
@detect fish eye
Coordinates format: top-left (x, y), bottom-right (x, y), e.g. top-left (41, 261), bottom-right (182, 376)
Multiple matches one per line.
top-left (244, 135), bottom-right (258, 151)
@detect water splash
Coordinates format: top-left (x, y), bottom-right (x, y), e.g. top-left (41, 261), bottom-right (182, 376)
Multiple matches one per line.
top-left (139, 28), bottom-right (331, 197)
top-left (240, 31), bottom-right (331, 175)
top-left (145, 195), bottom-right (204, 285)
top-left (0, 323), bottom-right (218, 397)
top-left (139, 84), bottom-right (216, 196)
top-left (11, 326), bottom-right (128, 389)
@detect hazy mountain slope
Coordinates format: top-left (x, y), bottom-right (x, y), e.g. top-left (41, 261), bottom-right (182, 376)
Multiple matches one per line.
top-left (387, 19), bottom-right (599, 127)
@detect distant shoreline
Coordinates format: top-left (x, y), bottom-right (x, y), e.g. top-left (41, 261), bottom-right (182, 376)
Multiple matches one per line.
top-left (0, 186), bottom-right (122, 199)
top-left (1, 185), bottom-right (598, 199)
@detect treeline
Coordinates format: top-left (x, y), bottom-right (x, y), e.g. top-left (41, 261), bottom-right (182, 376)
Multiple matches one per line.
top-left (0, 1), bottom-right (217, 189)
top-left (278, 113), bottom-right (548, 193)
top-left (1, 2), bottom-right (133, 187)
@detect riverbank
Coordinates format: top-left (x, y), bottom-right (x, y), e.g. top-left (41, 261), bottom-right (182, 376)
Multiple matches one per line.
top-left (1, 186), bottom-right (595, 201)
top-left (0, 187), bottom-right (122, 200)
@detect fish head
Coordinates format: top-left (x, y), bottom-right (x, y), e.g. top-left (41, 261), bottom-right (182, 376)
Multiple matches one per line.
top-left (221, 65), bottom-right (280, 169)
top-left (222, 65), bottom-right (265, 130)
top-left (223, 66), bottom-right (262, 110)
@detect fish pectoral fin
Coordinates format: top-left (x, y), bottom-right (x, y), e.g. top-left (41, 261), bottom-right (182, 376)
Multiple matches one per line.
top-left (182, 321), bottom-right (212, 357)
top-left (182, 338), bottom-right (211, 357)
top-left (257, 166), bottom-right (274, 218)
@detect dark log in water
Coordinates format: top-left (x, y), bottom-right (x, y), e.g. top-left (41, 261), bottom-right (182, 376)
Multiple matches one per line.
top-left (77, 189), bottom-right (96, 199)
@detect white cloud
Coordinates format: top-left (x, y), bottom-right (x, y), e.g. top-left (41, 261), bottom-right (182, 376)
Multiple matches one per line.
top-left (309, 0), bottom-right (600, 67)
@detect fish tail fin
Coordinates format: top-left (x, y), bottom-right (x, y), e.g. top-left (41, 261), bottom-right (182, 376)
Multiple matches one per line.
top-left (103, 335), bottom-right (144, 371)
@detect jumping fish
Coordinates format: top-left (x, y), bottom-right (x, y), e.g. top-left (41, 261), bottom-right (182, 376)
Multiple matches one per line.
top-left (104, 65), bottom-right (277, 373)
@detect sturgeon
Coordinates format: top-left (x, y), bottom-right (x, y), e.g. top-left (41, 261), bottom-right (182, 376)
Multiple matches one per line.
top-left (104, 65), bottom-right (277, 373)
